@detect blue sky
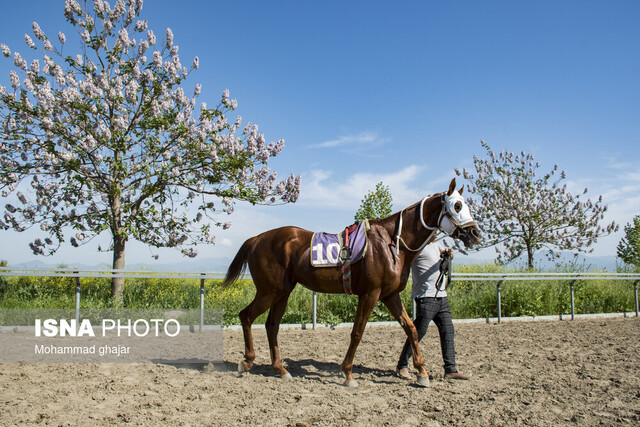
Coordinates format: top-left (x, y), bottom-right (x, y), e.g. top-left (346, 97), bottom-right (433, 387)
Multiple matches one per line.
top-left (0, 0), bottom-right (639, 267)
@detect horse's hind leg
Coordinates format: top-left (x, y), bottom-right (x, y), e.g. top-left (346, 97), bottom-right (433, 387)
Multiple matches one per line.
top-left (238, 293), bottom-right (274, 373)
top-left (265, 288), bottom-right (294, 378)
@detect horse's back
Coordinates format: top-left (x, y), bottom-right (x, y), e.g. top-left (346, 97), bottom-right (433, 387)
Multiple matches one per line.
top-left (244, 226), bottom-right (312, 271)
top-left (252, 226), bottom-right (313, 250)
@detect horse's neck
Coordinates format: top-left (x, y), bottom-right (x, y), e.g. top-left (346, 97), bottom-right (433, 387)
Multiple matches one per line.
top-left (403, 202), bottom-right (436, 248)
top-left (374, 197), bottom-right (440, 256)
top-left (403, 196), bottom-right (443, 253)
top-left (375, 211), bottom-right (402, 239)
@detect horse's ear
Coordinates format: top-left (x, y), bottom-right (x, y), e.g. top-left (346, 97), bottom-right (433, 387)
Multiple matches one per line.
top-left (458, 186), bottom-right (464, 195)
top-left (447, 178), bottom-right (456, 196)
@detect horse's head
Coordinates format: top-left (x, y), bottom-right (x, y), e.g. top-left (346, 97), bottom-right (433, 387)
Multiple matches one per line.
top-left (438, 178), bottom-right (482, 248)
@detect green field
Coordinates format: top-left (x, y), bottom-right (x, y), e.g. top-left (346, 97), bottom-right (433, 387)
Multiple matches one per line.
top-left (0, 263), bottom-right (637, 325)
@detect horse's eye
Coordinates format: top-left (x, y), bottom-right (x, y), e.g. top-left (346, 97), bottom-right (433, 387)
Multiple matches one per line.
top-left (454, 201), bottom-right (462, 213)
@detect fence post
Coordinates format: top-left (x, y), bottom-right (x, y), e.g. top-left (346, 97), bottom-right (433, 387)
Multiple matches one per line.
top-left (635, 280), bottom-right (639, 318)
top-left (200, 274), bottom-right (205, 332)
top-left (312, 291), bottom-right (317, 330)
top-left (74, 271), bottom-right (80, 324)
top-left (497, 280), bottom-right (503, 324)
top-left (570, 279), bottom-right (577, 320)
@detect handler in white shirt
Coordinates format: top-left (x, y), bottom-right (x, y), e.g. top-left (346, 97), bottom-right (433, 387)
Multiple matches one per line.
top-left (396, 242), bottom-right (470, 381)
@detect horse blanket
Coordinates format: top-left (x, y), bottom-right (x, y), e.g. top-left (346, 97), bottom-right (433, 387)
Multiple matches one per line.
top-left (310, 220), bottom-right (370, 267)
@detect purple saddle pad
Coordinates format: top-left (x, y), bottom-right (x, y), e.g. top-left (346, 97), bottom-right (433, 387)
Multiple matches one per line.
top-left (310, 221), bottom-right (369, 267)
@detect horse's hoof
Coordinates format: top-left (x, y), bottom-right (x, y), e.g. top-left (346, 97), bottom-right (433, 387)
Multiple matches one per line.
top-left (343, 380), bottom-right (358, 388)
top-left (416, 375), bottom-right (430, 388)
top-left (281, 372), bottom-right (293, 380)
top-left (237, 361), bottom-right (249, 374)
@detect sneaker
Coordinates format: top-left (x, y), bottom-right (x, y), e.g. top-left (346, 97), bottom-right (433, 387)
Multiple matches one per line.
top-left (444, 371), bottom-right (471, 380)
top-left (396, 367), bottom-right (411, 380)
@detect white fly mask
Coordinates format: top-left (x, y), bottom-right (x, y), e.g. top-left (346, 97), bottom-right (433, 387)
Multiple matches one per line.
top-left (439, 191), bottom-right (476, 235)
top-left (396, 187), bottom-right (480, 258)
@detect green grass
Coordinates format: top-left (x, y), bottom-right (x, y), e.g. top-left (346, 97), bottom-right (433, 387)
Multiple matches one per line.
top-left (0, 263), bottom-right (637, 325)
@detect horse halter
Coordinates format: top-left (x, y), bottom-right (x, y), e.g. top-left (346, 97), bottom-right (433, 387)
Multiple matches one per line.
top-left (439, 191), bottom-right (476, 235)
top-left (395, 191), bottom-right (476, 258)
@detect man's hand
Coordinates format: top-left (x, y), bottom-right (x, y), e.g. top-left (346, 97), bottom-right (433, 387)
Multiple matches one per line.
top-left (440, 248), bottom-right (454, 260)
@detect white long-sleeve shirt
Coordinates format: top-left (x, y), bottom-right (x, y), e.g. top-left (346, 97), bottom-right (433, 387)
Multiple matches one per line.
top-left (410, 242), bottom-right (448, 299)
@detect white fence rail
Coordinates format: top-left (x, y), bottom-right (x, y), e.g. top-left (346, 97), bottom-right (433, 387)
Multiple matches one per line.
top-left (1, 268), bottom-right (638, 328)
top-left (0, 267), bottom-right (247, 331)
top-left (448, 272), bottom-right (640, 323)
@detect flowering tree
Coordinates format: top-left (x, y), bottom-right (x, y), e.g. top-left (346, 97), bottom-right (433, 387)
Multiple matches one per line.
top-left (0, 0), bottom-right (301, 297)
top-left (354, 181), bottom-right (393, 222)
top-left (455, 141), bottom-right (617, 269)
top-left (617, 215), bottom-right (640, 270)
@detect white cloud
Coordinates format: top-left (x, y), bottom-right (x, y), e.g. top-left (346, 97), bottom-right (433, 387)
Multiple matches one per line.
top-left (564, 157), bottom-right (640, 257)
top-left (298, 164), bottom-right (440, 210)
top-left (310, 130), bottom-right (390, 149)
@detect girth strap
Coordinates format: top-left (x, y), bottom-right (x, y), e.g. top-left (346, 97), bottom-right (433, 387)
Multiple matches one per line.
top-left (340, 225), bottom-right (354, 294)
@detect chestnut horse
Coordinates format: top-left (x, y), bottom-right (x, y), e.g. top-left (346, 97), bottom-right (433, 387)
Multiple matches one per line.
top-left (223, 178), bottom-right (482, 387)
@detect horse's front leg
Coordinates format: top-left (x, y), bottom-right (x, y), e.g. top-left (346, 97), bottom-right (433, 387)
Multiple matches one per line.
top-left (340, 289), bottom-right (381, 387)
top-left (381, 292), bottom-right (430, 387)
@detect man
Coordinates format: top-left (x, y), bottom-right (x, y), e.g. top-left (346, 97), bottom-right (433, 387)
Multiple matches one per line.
top-left (396, 241), bottom-right (470, 380)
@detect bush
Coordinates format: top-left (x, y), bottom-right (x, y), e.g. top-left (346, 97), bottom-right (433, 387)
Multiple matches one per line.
top-left (123, 276), bottom-right (199, 309)
top-left (204, 279), bottom-right (256, 326)
top-left (574, 279), bottom-right (634, 314)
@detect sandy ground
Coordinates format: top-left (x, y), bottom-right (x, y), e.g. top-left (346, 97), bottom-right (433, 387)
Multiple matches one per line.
top-left (1, 317), bottom-right (639, 426)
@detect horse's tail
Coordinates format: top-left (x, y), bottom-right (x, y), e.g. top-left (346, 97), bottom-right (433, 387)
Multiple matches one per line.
top-left (222, 237), bottom-right (256, 286)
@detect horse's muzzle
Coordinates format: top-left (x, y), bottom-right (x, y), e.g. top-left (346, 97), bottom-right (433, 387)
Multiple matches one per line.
top-left (459, 224), bottom-right (482, 248)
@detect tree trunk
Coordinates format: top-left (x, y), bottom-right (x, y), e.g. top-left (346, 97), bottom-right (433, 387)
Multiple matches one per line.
top-left (111, 232), bottom-right (126, 300)
top-left (526, 244), bottom-right (534, 270)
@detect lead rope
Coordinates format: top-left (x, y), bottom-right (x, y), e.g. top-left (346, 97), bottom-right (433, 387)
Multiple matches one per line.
top-left (394, 195), bottom-right (445, 259)
top-left (434, 252), bottom-right (452, 298)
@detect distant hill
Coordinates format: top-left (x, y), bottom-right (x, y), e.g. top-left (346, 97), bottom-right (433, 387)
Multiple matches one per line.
top-left (8, 257), bottom-right (233, 272)
top-left (457, 252), bottom-right (620, 272)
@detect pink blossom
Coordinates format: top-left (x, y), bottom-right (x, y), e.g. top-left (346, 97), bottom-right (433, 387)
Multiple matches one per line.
top-left (13, 53), bottom-right (27, 71)
top-left (30, 59), bottom-right (39, 73)
top-left (147, 29), bottom-right (156, 45)
top-left (153, 51), bottom-right (162, 68)
top-left (24, 34), bottom-right (35, 49)
top-left (118, 28), bottom-right (130, 46)
top-left (9, 70), bottom-right (20, 88)
top-left (135, 20), bottom-right (148, 32)
top-left (166, 28), bottom-right (174, 49)
top-left (113, 0), bottom-right (126, 18)
top-left (32, 22), bottom-right (45, 40)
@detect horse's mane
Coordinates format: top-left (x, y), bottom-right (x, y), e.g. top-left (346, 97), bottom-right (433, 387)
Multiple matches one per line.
top-left (368, 193), bottom-right (442, 238)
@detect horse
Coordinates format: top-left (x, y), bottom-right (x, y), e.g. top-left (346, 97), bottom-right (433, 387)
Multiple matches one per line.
top-left (223, 178), bottom-right (482, 387)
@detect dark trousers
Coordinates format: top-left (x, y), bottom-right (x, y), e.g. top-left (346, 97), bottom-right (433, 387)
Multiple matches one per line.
top-left (397, 297), bottom-right (458, 373)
